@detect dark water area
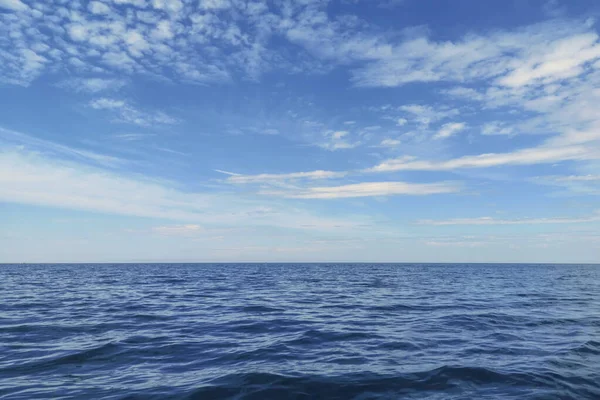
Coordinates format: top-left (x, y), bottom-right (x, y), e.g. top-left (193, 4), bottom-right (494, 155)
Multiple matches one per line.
top-left (1, 263), bottom-right (599, 399)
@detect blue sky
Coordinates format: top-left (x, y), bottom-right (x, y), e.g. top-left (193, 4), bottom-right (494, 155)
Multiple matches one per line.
top-left (1, 0), bottom-right (600, 263)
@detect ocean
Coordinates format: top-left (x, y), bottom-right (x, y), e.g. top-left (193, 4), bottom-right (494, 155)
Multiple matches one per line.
top-left (0, 263), bottom-right (599, 399)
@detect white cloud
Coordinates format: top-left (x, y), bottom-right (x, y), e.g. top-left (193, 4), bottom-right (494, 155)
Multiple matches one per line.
top-left (59, 78), bottom-right (126, 93)
top-left (0, 126), bottom-right (125, 167)
top-left (332, 130), bottom-right (348, 140)
top-left (68, 24), bottom-right (89, 42)
top-left (261, 181), bottom-right (461, 199)
top-left (351, 21), bottom-right (600, 88)
top-left (198, 0), bottom-right (230, 10)
top-left (0, 147), bottom-right (372, 232)
top-left (532, 174), bottom-right (600, 195)
top-left (367, 143), bottom-right (595, 172)
top-left (396, 118), bottom-right (407, 126)
top-left (317, 130), bottom-right (360, 151)
top-left (434, 122), bottom-right (466, 140)
top-left (418, 212), bottom-right (600, 226)
top-left (152, 224), bottom-right (203, 236)
top-left (227, 170), bottom-right (346, 184)
top-left (102, 52), bottom-right (136, 69)
top-left (378, 138), bottom-right (401, 148)
top-left (152, 0), bottom-right (183, 13)
top-left (481, 122), bottom-right (515, 136)
top-left (498, 33), bottom-right (600, 87)
top-left (89, 98), bottom-right (178, 126)
top-left (152, 20), bottom-right (174, 40)
top-left (426, 240), bottom-right (485, 248)
top-left (0, 0), bottom-right (28, 11)
top-left (90, 98), bottom-right (126, 110)
top-left (398, 104), bottom-right (459, 126)
top-left (112, 0), bottom-right (146, 7)
top-left (214, 169), bottom-right (241, 176)
top-left (550, 175), bottom-right (600, 182)
top-left (89, 1), bottom-right (112, 15)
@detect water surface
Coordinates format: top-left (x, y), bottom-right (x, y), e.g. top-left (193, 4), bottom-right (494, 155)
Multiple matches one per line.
top-left (1, 263), bottom-right (599, 399)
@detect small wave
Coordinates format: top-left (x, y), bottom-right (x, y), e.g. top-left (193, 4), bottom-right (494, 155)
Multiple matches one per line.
top-left (239, 305), bottom-right (285, 313)
top-left (180, 367), bottom-right (533, 399)
top-left (2, 342), bottom-right (122, 374)
top-left (570, 340), bottom-right (600, 355)
top-left (287, 329), bottom-right (381, 346)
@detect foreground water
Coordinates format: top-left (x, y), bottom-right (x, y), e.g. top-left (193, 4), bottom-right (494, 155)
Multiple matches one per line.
top-left (1, 263), bottom-right (599, 399)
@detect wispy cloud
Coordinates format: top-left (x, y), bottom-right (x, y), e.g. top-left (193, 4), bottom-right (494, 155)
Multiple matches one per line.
top-left (398, 104), bottom-right (459, 127)
top-left (0, 0), bottom-right (28, 12)
top-left (261, 181), bottom-right (461, 199)
top-left (418, 212), bottom-right (600, 226)
top-left (351, 21), bottom-right (600, 88)
top-left (227, 170), bottom-right (347, 184)
top-left (317, 130), bottom-right (360, 151)
top-left (89, 98), bottom-right (178, 126)
top-left (214, 169), bottom-right (241, 177)
top-left (434, 122), bottom-right (467, 140)
top-left (113, 133), bottom-right (157, 141)
top-left (532, 174), bottom-right (600, 195)
top-left (547, 175), bottom-right (600, 182)
top-left (0, 126), bottom-right (125, 167)
top-left (59, 78), bottom-right (127, 93)
top-left (0, 145), bottom-right (372, 232)
top-left (376, 138), bottom-right (401, 148)
top-left (481, 122), bottom-right (515, 136)
top-left (151, 224), bottom-right (203, 236)
top-left (367, 144), bottom-right (594, 172)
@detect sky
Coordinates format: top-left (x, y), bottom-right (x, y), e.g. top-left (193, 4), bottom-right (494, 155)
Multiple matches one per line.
top-left (1, 0), bottom-right (600, 263)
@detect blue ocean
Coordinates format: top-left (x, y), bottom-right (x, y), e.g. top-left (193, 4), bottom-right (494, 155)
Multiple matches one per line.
top-left (1, 263), bottom-right (599, 399)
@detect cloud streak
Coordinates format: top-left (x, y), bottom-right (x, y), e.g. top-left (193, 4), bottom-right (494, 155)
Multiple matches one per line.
top-left (0, 146), bottom-right (373, 232)
top-left (227, 170), bottom-right (347, 184)
top-left (89, 98), bottom-right (178, 126)
top-left (261, 181), bottom-right (461, 199)
top-left (418, 213), bottom-right (600, 226)
top-left (367, 144), bottom-right (594, 172)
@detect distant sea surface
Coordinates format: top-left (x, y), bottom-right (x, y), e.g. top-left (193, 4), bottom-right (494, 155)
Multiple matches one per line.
top-left (1, 263), bottom-right (599, 399)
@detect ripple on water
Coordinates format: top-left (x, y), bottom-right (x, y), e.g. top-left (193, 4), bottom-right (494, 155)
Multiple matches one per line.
top-left (0, 263), bottom-right (599, 399)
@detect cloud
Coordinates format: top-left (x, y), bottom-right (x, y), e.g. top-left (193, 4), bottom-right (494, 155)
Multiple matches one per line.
top-left (434, 122), bottom-right (466, 140)
top-left (152, 224), bottom-right (203, 236)
top-left (425, 240), bottom-right (485, 248)
top-left (0, 126), bottom-right (125, 168)
top-left (0, 0), bottom-right (28, 11)
top-left (532, 174), bottom-right (600, 195)
top-left (351, 21), bottom-right (600, 88)
top-left (548, 175), bottom-right (600, 182)
top-left (367, 143), bottom-right (594, 172)
top-left (418, 212), bottom-right (600, 226)
top-left (317, 130), bottom-right (360, 151)
top-left (59, 78), bottom-right (127, 93)
top-left (261, 181), bottom-right (461, 199)
top-left (112, 0), bottom-right (146, 6)
top-left (198, 0), bottom-right (231, 10)
top-left (227, 170), bottom-right (347, 184)
top-left (378, 138), bottom-right (401, 148)
top-left (214, 169), bottom-right (241, 176)
top-left (89, 1), bottom-right (112, 15)
top-left (90, 98), bottom-right (126, 110)
top-left (152, 0), bottom-right (183, 14)
top-left (89, 98), bottom-right (178, 126)
top-left (481, 122), bottom-right (515, 136)
top-left (0, 146), bottom-right (372, 232)
top-left (113, 133), bottom-right (157, 141)
top-left (497, 33), bottom-right (600, 87)
top-left (398, 104), bottom-right (459, 126)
